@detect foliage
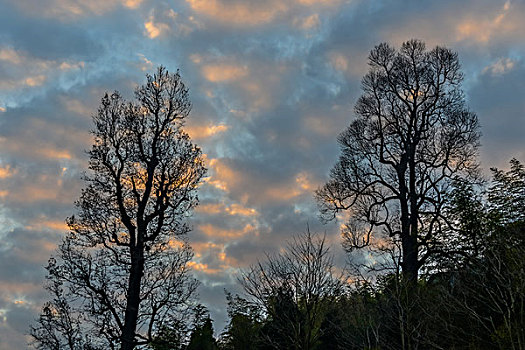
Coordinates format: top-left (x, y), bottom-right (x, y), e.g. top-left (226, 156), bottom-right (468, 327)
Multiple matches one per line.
top-left (238, 229), bottom-right (345, 350)
top-left (219, 293), bottom-right (262, 350)
top-left (187, 306), bottom-right (219, 350)
top-left (218, 160), bottom-right (525, 350)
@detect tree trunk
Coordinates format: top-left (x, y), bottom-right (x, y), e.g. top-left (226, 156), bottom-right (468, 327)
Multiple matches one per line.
top-left (404, 147), bottom-right (419, 284)
top-left (402, 233), bottom-right (418, 283)
top-left (121, 246), bottom-right (145, 350)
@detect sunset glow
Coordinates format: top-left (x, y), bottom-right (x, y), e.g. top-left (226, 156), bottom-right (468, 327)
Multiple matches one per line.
top-left (1, 0), bottom-right (525, 348)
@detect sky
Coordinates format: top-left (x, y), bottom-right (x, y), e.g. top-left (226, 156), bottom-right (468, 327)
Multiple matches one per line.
top-left (0, 0), bottom-right (524, 348)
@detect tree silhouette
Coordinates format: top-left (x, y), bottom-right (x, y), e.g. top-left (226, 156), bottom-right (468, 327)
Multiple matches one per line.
top-left (30, 67), bottom-right (206, 350)
top-left (219, 292), bottom-right (262, 350)
top-left (186, 306), bottom-right (219, 350)
top-left (240, 229), bottom-right (345, 350)
top-left (316, 39), bottom-right (480, 282)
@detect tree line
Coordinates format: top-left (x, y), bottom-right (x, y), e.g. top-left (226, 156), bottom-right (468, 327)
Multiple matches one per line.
top-left (29, 40), bottom-right (525, 349)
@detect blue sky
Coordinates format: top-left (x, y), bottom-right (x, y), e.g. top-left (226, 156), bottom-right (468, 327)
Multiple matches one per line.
top-left (1, 0), bottom-right (525, 347)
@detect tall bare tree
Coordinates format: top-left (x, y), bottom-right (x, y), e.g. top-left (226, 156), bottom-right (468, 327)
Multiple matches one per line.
top-left (31, 67), bottom-right (206, 350)
top-left (316, 39), bottom-right (480, 282)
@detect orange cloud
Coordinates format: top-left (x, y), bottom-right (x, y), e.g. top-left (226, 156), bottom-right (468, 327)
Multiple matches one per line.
top-left (9, 185), bottom-right (60, 203)
top-left (0, 168), bottom-right (78, 205)
top-left (59, 61), bottom-right (85, 70)
top-left (186, 0), bottom-right (288, 26)
top-left (188, 261), bottom-right (211, 271)
top-left (185, 123), bottom-right (229, 139)
top-left (137, 54), bottom-right (154, 72)
top-left (196, 203), bottom-right (224, 215)
top-left (194, 54), bottom-right (288, 112)
top-left (227, 203), bottom-right (258, 216)
top-left (144, 18), bottom-right (170, 39)
top-left (0, 48), bottom-right (23, 64)
top-left (190, 241), bottom-right (240, 273)
top-left (191, 241), bottom-right (222, 255)
top-left (186, 0), bottom-right (340, 27)
top-left (295, 172), bottom-right (314, 191)
top-left (25, 219), bottom-right (68, 232)
top-left (39, 147), bottom-right (73, 160)
top-left (0, 165), bottom-right (16, 179)
top-left (381, 2), bottom-right (525, 51)
top-left (205, 158), bottom-right (319, 205)
top-left (201, 64), bottom-right (248, 82)
top-left (24, 75), bottom-right (46, 87)
top-left (196, 202), bottom-right (258, 217)
top-left (265, 186), bottom-right (303, 201)
top-left (205, 158), bottom-right (242, 192)
top-left (297, 0), bottom-right (340, 5)
top-left (0, 117), bottom-right (90, 162)
top-left (456, 1), bottom-right (514, 43)
top-left (1, 139), bottom-right (73, 160)
top-left (60, 96), bottom-right (92, 116)
top-left (304, 115), bottom-right (340, 137)
top-left (10, 0), bottom-right (142, 19)
top-left (264, 171), bottom-right (319, 202)
top-left (198, 223), bottom-right (256, 239)
top-left (122, 0), bottom-right (142, 9)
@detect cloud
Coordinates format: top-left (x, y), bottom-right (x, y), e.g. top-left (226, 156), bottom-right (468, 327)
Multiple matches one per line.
top-left (0, 116), bottom-right (89, 162)
top-left (197, 58), bottom-right (293, 113)
top-left (303, 114), bottom-right (341, 137)
top-left (293, 13), bottom-right (321, 31)
top-left (123, 0), bottom-right (143, 9)
top-left (196, 202), bottom-right (258, 217)
top-left (7, 0), bottom-right (143, 19)
top-left (0, 5), bottom-right (103, 66)
top-left (1, 0), bottom-right (525, 347)
top-left (0, 48), bottom-right (23, 65)
top-left (185, 0), bottom-right (340, 28)
top-left (297, 0), bottom-right (341, 5)
top-left (25, 219), bottom-right (69, 233)
top-left (143, 6), bottom-right (204, 39)
top-left (199, 223), bottom-right (257, 240)
top-left (369, 0), bottom-right (525, 50)
top-left (455, 1), bottom-right (512, 44)
top-left (482, 57), bottom-right (516, 76)
top-left (469, 58), bottom-right (525, 170)
top-left (185, 0), bottom-right (288, 26)
top-left (186, 123), bottom-right (229, 139)
top-left (0, 166), bottom-right (16, 179)
top-left (201, 63), bottom-right (249, 82)
top-left (144, 19), bottom-right (170, 38)
top-left (0, 46), bottom-right (86, 107)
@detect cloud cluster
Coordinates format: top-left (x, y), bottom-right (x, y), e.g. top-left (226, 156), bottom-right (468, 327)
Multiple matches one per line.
top-left (1, 0), bottom-right (524, 347)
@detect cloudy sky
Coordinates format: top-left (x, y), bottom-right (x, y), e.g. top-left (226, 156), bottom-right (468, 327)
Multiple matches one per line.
top-left (1, 0), bottom-right (524, 347)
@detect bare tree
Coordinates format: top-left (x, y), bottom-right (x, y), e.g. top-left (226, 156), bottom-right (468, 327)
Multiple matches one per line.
top-left (31, 67), bottom-right (206, 350)
top-left (316, 39), bottom-right (480, 282)
top-left (240, 229), bottom-right (345, 350)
